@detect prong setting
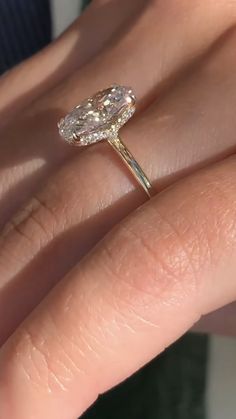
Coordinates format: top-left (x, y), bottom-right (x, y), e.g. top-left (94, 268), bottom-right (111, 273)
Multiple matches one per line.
top-left (58, 85), bottom-right (136, 146)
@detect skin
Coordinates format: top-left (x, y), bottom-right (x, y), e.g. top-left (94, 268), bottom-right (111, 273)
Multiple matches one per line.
top-left (0, 0), bottom-right (236, 417)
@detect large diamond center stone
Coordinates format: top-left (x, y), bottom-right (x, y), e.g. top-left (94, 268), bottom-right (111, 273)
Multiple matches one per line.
top-left (58, 85), bottom-right (136, 145)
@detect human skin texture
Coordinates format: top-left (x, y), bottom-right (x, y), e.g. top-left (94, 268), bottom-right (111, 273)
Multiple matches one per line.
top-left (0, 0), bottom-right (236, 418)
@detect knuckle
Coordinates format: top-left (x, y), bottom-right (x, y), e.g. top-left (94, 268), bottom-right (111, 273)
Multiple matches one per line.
top-left (1, 194), bottom-right (59, 250)
top-left (8, 325), bottom-right (55, 393)
top-left (9, 319), bottom-right (74, 395)
top-left (101, 211), bottom-right (199, 307)
top-left (0, 193), bottom-right (64, 277)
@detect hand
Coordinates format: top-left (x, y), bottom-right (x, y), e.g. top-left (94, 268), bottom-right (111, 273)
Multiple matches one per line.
top-left (0, 1), bottom-right (236, 418)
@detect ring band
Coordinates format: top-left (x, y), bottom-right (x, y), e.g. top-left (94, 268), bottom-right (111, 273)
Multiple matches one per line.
top-left (58, 85), bottom-right (155, 198)
top-left (108, 136), bottom-right (154, 198)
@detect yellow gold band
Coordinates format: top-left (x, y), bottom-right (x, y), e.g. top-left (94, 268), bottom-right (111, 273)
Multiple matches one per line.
top-left (108, 136), bottom-right (155, 199)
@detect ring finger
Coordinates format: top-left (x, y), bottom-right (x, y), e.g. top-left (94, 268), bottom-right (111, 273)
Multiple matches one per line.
top-left (1, 0), bottom-right (235, 222)
top-left (0, 24), bottom-right (236, 342)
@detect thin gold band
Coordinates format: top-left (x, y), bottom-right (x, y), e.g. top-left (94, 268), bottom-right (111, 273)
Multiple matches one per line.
top-left (108, 136), bottom-right (155, 199)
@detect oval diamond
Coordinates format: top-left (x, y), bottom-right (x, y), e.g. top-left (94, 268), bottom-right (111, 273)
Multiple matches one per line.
top-left (58, 85), bottom-right (136, 146)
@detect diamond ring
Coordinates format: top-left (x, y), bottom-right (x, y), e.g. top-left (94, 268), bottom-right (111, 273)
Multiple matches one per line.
top-left (58, 85), bottom-right (155, 198)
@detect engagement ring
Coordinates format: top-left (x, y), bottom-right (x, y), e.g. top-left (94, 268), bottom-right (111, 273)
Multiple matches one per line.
top-left (58, 85), bottom-right (155, 198)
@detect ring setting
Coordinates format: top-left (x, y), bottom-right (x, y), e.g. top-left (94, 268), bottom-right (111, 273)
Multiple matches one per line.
top-left (58, 85), bottom-right (155, 198)
top-left (58, 85), bottom-right (136, 146)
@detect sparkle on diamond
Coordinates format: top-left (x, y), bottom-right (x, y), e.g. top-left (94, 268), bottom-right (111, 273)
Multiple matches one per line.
top-left (58, 85), bottom-right (136, 145)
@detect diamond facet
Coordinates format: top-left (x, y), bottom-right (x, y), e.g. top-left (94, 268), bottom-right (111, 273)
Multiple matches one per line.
top-left (58, 85), bottom-right (136, 146)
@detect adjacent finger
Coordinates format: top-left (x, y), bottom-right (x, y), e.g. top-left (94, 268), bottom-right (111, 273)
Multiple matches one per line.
top-left (1, 25), bottom-right (236, 342)
top-left (0, 0), bottom-right (144, 125)
top-left (1, 0), bottom-right (235, 219)
top-left (0, 155), bottom-right (235, 419)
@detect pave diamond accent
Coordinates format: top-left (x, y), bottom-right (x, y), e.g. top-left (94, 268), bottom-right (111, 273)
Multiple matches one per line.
top-left (58, 85), bottom-right (136, 146)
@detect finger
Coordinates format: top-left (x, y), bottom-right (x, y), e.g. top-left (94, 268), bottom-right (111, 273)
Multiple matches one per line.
top-left (0, 0), bottom-right (144, 124)
top-left (1, 25), bottom-right (236, 342)
top-left (0, 156), bottom-right (235, 419)
top-left (1, 0), bottom-right (235, 218)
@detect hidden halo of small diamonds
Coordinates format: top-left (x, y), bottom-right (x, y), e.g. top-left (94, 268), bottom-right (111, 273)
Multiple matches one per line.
top-left (58, 85), bottom-right (136, 146)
